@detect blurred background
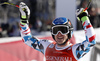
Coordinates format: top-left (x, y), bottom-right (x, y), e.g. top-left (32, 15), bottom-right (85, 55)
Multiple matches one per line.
top-left (0, 0), bottom-right (100, 61)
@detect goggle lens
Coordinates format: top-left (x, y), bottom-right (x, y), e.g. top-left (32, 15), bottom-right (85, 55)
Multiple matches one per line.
top-left (52, 26), bottom-right (69, 35)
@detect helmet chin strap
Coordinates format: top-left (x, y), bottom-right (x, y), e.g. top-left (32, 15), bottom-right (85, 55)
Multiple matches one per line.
top-left (57, 39), bottom-right (69, 46)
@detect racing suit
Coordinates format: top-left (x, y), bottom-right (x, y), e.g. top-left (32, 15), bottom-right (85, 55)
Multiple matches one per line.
top-left (20, 16), bottom-right (96, 61)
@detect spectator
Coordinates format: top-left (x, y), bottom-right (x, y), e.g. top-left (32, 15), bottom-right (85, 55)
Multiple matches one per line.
top-left (88, 6), bottom-right (100, 28)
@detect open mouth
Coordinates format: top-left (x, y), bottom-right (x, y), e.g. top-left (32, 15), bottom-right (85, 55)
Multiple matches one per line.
top-left (57, 37), bottom-right (63, 40)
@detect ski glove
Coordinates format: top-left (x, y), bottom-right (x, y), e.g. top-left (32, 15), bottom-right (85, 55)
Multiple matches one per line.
top-left (76, 8), bottom-right (89, 23)
top-left (19, 2), bottom-right (30, 25)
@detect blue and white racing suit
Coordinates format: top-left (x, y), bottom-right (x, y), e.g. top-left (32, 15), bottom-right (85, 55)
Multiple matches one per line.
top-left (20, 17), bottom-right (96, 61)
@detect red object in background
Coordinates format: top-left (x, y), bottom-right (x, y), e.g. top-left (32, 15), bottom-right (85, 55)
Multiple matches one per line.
top-left (70, 34), bottom-right (76, 44)
top-left (0, 40), bottom-right (44, 61)
top-left (0, 35), bottom-right (76, 61)
top-left (0, 27), bottom-right (2, 32)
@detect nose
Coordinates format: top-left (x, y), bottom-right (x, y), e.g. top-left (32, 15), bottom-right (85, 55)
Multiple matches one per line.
top-left (57, 31), bottom-right (63, 36)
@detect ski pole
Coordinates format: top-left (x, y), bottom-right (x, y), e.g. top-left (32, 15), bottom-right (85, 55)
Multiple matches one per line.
top-left (0, 2), bottom-right (19, 8)
top-left (84, 0), bottom-right (92, 11)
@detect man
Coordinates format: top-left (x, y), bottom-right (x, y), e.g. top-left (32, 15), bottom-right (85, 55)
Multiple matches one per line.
top-left (19, 2), bottom-right (96, 61)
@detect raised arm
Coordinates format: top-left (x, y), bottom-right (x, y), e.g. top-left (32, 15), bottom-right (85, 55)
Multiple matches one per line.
top-left (78, 8), bottom-right (96, 45)
top-left (19, 2), bottom-right (52, 54)
top-left (72, 8), bottom-right (96, 60)
top-left (19, 2), bottom-right (32, 41)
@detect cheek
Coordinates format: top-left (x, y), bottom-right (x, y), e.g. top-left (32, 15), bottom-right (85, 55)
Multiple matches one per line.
top-left (54, 35), bottom-right (57, 40)
top-left (64, 35), bottom-right (68, 39)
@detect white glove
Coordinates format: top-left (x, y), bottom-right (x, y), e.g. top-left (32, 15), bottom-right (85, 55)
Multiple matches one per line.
top-left (76, 8), bottom-right (88, 16)
top-left (19, 2), bottom-right (30, 20)
top-left (76, 8), bottom-right (88, 21)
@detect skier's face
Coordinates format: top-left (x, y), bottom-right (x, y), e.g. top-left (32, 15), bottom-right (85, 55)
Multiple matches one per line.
top-left (54, 32), bottom-right (68, 45)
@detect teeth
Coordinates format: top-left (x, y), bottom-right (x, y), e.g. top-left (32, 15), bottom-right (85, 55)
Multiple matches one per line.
top-left (58, 37), bottom-right (62, 38)
top-left (58, 37), bottom-right (63, 39)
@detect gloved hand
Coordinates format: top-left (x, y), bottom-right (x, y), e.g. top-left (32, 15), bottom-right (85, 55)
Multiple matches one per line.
top-left (76, 8), bottom-right (89, 22)
top-left (19, 2), bottom-right (30, 25)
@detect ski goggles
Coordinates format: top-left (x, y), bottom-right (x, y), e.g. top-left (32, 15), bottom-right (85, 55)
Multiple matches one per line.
top-left (52, 25), bottom-right (69, 35)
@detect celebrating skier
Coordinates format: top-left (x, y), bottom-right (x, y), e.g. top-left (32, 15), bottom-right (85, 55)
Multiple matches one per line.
top-left (19, 2), bottom-right (96, 61)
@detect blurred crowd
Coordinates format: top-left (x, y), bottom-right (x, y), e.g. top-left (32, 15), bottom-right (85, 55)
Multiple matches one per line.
top-left (0, 0), bottom-right (100, 38)
top-left (0, 0), bottom-right (55, 37)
